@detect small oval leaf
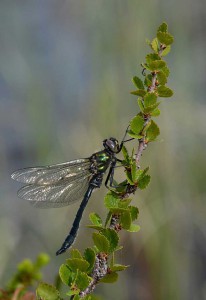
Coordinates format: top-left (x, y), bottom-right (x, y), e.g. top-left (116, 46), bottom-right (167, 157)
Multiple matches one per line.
top-left (157, 86), bottom-right (173, 97)
top-left (59, 264), bottom-right (73, 286)
top-left (127, 224), bottom-right (141, 233)
top-left (130, 115), bottom-right (144, 135)
top-left (101, 229), bottom-right (119, 253)
top-left (84, 248), bottom-right (96, 272)
top-left (66, 258), bottom-right (90, 272)
top-left (157, 31), bottom-right (174, 45)
top-left (120, 211), bottom-right (132, 230)
top-left (36, 283), bottom-right (60, 300)
top-left (100, 272), bottom-right (118, 283)
top-left (132, 76), bottom-right (144, 89)
top-left (145, 120), bottom-right (160, 142)
top-left (92, 233), bottom-right (109, 253)
top-left (89, 213), bottom-right (103, 226)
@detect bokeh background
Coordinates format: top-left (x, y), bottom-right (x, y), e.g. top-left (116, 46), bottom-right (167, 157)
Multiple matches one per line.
top-left (1, 1), bottom-right (206, 299)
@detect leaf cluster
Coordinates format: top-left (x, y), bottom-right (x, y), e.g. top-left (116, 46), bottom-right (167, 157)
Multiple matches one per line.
top-left (0, 254), bottom-right (50, 300)
top-left (129, 22), bottom-right (174, 143)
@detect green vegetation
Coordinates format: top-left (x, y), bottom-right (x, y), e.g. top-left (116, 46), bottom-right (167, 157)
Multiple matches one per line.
top-left (1, 22), bottom-right (174, 300)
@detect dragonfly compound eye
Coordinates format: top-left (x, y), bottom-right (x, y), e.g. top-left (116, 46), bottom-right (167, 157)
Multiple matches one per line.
top-left (104, 138), bottom-right (119, 153)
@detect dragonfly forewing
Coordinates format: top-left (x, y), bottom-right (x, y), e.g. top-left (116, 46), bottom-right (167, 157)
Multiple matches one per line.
top-left (11, 159), bottom-right (90, 185)
top-left (18, 174), bottom-right (91, 208)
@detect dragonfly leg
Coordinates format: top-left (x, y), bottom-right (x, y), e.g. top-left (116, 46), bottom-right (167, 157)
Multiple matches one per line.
top-left (105, 160), bottom-right (117, 189)
top-left (116, 158), bottom-right (123, 163)
top-left (118, 126), bottom-right (134, 152)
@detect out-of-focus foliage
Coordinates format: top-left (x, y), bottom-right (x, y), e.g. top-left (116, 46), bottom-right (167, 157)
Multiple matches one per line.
top-left (1, 1), bottom-right (206, 300)
top-left (0, 254), bottom-right (50, 300)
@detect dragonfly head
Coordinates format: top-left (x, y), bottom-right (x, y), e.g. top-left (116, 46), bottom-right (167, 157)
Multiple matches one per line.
top-left (103, 138), bottom-right (120, 154)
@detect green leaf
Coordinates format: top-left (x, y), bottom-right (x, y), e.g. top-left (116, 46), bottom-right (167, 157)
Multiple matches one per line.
top-left (110, 264), bottom-right (129, 272)
top-left (70, 249), bottom-right (83, 260)
top-left (146, 53), bottom-right (160, 64)
top-left (161, 45), bottom-right (171, 56)
top-left (105, 211), bottom-right (112, 227)
top-left (129, 206), bottom-right (139, 221)
top-left (100, 272), bottom-right (118, 283)
top-left (132, 76), bottom-right (144, 89)
top-left (84, 248), bottom-right (96, 272)
top-left (119, 198), bottom-right (132, 208)
top-left (101, 229), bottom-right (119, 253)
top-left (122, 145), bottom-right (129, 162)
top-left (157, 32), bottom-right (174, 45)
top-left (137, 98), bottom-right (145, 112)
top-left (67, 290), bottom-right (80, 297)
top-left (127, 224), bottom-right (141, 233)
top-left (36, 283), bottom-right (60, 300)
top-left (130, 115), bottom-right (144, 135)
top-left (92, 232), bottom-right (109, 253)
top-left (150, 38), bottom-right (159, 52)
top-left (138, 175), bottom-right (151, 189)
top-left (109, 207), bottom-right (129, 214)
top-left (145, 120), bottom-right (160, 142)
top-left (147, 60), bottom-right (166, 71)
top-left (132, 166), bottom-right (149, 182)
top-left (104, 193), bottom-right (120, 209)
top-left (104, 192), bottom-right (131, 209)
top-left (130, 89), bottom-right (146, 97)
top-left (84, 295), bottom-right (101, 300)
top-left (143, 102), bottom-right (161, 114)
top-left (125, 169), bottom-right (135, 185)
top-left (131, 162), bottom-right (137, 183)
top-left (89, 213), bottom-right (102, 227)
top-left (127, 130), bottom-right (143, 140)
top-left (104, 193), bottom-right (131, 213)
top-left (150, 108), bottom-right (161, 117)
top-left (84, 296), bottom-right (101, 300)
top-left (144, 74), bottom-right (152, 87)
top-left (66, 258), bottom-right (90, 272)
top-left (157, 71), bottom-right (167, 85)
top-left (144, 93), bottom-right (157, 107)
top-left (157, 86), bottom-right (173, 97)
top-left (59, 264), bottom-right (73, 286)
top-left (87, 225), bottom-right (104, 230)
top-left (120, 211), bottom-right (132, 230)
top-left (131, 168), bottom-right (141, 183)
top-left (162, 66), bottom-right (170, 77)
top-left (157, 22), bottom-right (168, 33)
top-left (114, 245), bottom-right (123, 251)
top-left (75, 270), bottom-right (91, 290)
top-left (73, 295), bottom-right (81, 300)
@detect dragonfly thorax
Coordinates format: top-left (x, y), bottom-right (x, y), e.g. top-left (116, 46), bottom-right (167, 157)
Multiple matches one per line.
top-left (103, 138), bottom-right (120, 154)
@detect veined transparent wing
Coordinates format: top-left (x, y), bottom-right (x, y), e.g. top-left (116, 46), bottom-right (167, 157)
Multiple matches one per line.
top-left (17, 173), bottom-right (92, 208)
top-left (11, 159), bottom-right (91, 185)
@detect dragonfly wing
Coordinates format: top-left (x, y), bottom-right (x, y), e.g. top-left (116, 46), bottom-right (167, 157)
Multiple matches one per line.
top-left (11, 159), bottom-right (91, 185)
top-left (17, 174), bottom-right (91, 208)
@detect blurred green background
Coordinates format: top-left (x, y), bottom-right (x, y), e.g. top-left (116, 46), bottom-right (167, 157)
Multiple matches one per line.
top-left (1, 1), bottom-right (206, 299)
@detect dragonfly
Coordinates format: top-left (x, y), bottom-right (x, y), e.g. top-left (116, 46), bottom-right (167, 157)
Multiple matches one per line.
top-left (11, 134), bottom-right (130, 255)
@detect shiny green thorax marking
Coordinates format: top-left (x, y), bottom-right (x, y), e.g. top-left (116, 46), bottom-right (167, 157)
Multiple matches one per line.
top-left (90, 150), bottom-right (112, 173)
top-left (96, 151), bottom-right (110, 162)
